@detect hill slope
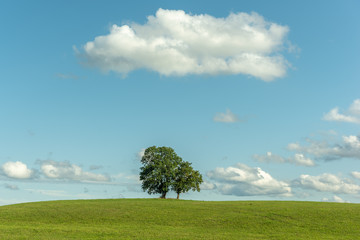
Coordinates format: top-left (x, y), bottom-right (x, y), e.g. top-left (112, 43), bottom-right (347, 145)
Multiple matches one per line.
top-left (0, 199), bottom-right (359, 239)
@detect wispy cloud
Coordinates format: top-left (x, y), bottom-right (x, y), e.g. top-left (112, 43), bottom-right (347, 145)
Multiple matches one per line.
top-left (213, 109), bottom-right (241, 123)
top-left (79, 9), bottom-right (291, 81)
top-left (322, 195), bottom-right (350, 203)
top-left (207, 163), bottom-right (292, 197)
top-left (4, 183), bottom-right (19, 190)
top-left (137, 148), bottom-right (145, 160)
top-left (323, 99), bottom-right (360, 124)
top-left (55, 73), bottom-right (82, 80)
top-left (288, 135), bottom-right (360, 161)
top-left (26, 189), bottom-right (70, 197)
top-left (253, 152), bottom-right (315, 167)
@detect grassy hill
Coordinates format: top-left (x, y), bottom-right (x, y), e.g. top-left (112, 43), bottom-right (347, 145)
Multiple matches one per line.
top-left (0, 199), bottom-right (359, 239)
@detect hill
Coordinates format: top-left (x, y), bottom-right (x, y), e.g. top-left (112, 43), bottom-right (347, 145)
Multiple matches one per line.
top-left (0, 199), bottom-right (359, 239)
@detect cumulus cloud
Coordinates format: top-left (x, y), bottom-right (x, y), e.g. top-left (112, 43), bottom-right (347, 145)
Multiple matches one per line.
top-left (323, 99), bottom-right (360, 124)
top-left (200, 181), bottom-right (217, 190)
top-left (1, 161), bottom-right (34, 179)
top-left (213, 109), bottom-right (241, 123)
top-left (293, 173), bottom-right (360, 194)
top-left (207, 163), bottom-right (292, 196)
top-left (79, 9), bottom-right (291, 81)
top-left (40, 160), bottom-right (110, 183)
top-left (253, 152), bottom-right (315, 166)
top-left (288, 135), bottom-right (360, 161)
top-left (351, 171), bottom-right (360, 179)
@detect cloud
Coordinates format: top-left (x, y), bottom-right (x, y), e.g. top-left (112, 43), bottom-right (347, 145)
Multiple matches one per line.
top-left (137, 148), bottom-right (145, 160)
top-left (351, 171), bottom-right (360, 180)
top-left (55, 73), bottom-right (81, 80)
top-left (40, 160), bottom-right (110, 183)
top-left (322, 195), bottom-right (349, 203)
top-left (323, 99), bottom-right (360, 124)
top-left (253, 152), bottom-right (315, 166)
top-left (79, 9), bottom-right (291, 81)
top-left (293, 173), bottom-right (360, 194)
top-left (4, 183), bottom-right (19, 190)
top-left (89, 165), bottom-right (103, 170)
top-left (213, 109), bottom-right (241, 123)
top-left (207, 163), bottom-right (292, 197)
top-left (26, 189), bottom-right (70, 197)
top-left (1, 161), bottom-right (34, 179)
top-left (288, 135), bottom-right (360, 161)
top-left (200, 181), bottom-right (217, 190)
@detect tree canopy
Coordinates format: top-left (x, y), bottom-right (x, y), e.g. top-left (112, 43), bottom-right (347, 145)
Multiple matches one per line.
top-left (139, 146), bottom-right (203, 199)
top-left (172, 161), bottom-right (202, 199)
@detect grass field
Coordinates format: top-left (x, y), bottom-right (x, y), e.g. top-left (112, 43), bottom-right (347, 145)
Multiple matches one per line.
top-left (0, 199), bottom-right (359, 239)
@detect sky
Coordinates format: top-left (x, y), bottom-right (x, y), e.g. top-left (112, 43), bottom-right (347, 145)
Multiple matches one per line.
top-left (0, 0), bottom-right (359, 205)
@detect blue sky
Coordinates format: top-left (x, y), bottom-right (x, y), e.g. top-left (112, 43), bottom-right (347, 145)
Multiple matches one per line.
top-left (1, 0), bottom-right (359, 205)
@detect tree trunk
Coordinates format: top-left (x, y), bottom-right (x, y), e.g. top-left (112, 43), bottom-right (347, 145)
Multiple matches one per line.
top-left (177, 193), bottom-right (180, 199)
top-left (160, 192), bottom-right (167, 199)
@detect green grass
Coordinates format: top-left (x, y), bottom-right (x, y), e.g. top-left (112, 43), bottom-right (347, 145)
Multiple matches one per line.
top-left (0, 199), bottom-right (359, 239)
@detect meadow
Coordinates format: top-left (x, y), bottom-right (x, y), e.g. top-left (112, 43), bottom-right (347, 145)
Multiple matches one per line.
top-left (0, 198), bottom-right (359, 239)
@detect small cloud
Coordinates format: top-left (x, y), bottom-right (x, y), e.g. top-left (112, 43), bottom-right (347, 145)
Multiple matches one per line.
top-left (4, 183), bottom-right (19, 190)
top-left (27, 130), bottom-right (36, 136)
top-left (137, 148), bottom-right (145, 160)
top-left (55, 73), bottom-right (81, 80)
top-left (351, 171), bottom-right (360, 180)
top-left (288, 135), bottom-right (360, 161)
top-left (253, 152), bottom-right (315, 167)
top-left (39, 160), bottom-right (110, 183)
top-left (26, 189), bottom-right (69, 197)
top-left (213, 109), bottom-right (241, 123)
top-left (1, 161), bottom-right (34, 179)
top-left (322, 195), bottom-right (350, 203)
top-left (323, 99), bottom-right (360, 124)
top-left (207, 163), bottom-right (292, 197)
top-left (200, 181), bottom-right (216, 190)
top-left (89, 165), bottom-right (103, 171)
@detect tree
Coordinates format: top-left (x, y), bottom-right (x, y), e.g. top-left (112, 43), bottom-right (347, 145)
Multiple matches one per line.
top-left (139, 146), bottom-right (203, 199)
top-left (172, 161), bottom-right (203, 199)
top-left (139, 146), bottom-right (182, 199)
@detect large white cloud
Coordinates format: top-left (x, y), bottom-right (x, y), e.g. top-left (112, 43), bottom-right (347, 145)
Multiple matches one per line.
top-left (323, 99), bottom-right (360, 124)
top-left (79, 9), bottom-right (291, 81)
top-left (40, 160), bottom-right (110, 183)
top-left (1, 161), bottom-right (34, 179)
top-left (294, 173), bottom-right (360, 194)
top-left (253, 152), bottom-right (315, 167)
top-left (207, 163), bottom-right (292, 196)
top-left (288, 135), bottom-right (360, 161)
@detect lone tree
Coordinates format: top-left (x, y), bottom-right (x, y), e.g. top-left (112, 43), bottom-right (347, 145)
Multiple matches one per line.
top-left (139, 146), bottom-right (203, 199)
top-left (172, 161), bottom-right (203, 199)
top-left (139, 146), bottom-right (182, 199)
